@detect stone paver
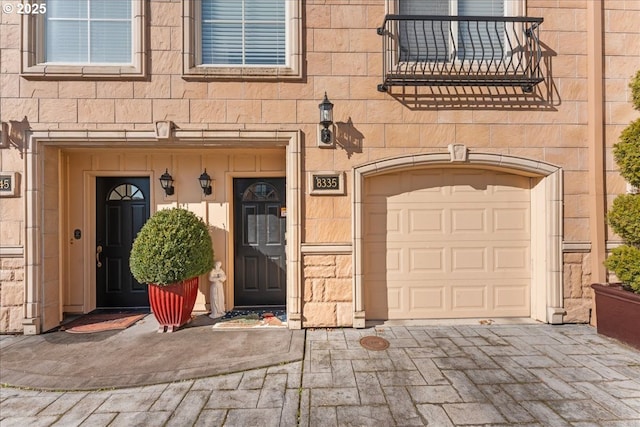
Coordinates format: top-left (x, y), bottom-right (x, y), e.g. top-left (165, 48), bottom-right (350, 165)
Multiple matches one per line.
top-left (299, 324), bottom-right (640, 426)
top-left (1, 324), bottom-right (640, 426)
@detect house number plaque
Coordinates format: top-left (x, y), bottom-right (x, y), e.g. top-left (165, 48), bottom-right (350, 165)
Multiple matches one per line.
top-left (309, 171), bottom-right (345, 195)
top-left (0, 172), bottom-right (18, 197)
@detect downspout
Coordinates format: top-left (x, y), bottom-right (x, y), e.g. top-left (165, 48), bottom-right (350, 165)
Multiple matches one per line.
top-left (587, 0), bottom-right (606, 324)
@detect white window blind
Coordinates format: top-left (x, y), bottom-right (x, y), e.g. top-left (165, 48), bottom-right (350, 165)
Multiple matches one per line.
top-left (45, 0), bottom-right (132, 64)
top-left (201, 0), bottom-right (286, 66)
top-left (399, 0), bottom-right (449, 61)
top-left (399, 0), bottom-right (505, 62)
top-left (458, 0), bottom-right (505, 61)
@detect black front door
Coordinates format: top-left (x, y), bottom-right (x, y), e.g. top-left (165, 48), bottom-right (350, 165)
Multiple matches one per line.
top-left (96, 177), bottom-right (150, 308)
top-left (234, 178), bottom-right (286, 307)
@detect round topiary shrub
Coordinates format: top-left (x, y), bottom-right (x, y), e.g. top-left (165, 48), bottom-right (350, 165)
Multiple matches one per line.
top-left (604, 245), bottom-right (640, 293)
top-left (130, 208), bottom-right (214, 285)
top-left (613, 118), bottom-right (640, 189)
top-left (605, 69), bottom-right (640, 294)
top-left (607, 193), bottom-right (640, 246)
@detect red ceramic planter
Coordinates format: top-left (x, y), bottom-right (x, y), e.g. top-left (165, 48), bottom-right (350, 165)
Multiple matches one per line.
top-left (148, 277), bottom-right (199, 333)
top-left (591, 283), bottom-right (640, 350)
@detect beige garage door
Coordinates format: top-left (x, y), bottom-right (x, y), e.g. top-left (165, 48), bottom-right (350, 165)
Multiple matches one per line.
top-left (364, 168), bottom-right (531, 320)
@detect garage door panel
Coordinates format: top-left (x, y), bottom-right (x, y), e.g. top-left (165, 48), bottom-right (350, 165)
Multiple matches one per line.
top-left (366, 281), bottom-right (530, 319)
top-left (364, 169), bottom-right (531, 320)
top-left (379, 242), bottom-right (529, 279)
top-left (451, 247), bottom-right (487, 272)
top-left (365, 174), bottom-right (401, 196)
top-left (408, 170), bottom-right (445, 190)
top-left (452, 286), bottom-right (487, 310)
top-left (408, 209), bottom-right (445, 233)
top-left (364, 210), bottom-right (401, 238)
top-left (364, 243), bottom-right (401, 275)
top-left (409, 287), bottom-right (446, 311)
top-left (365, 279), bottom-right (395, 319)
top-left (493, 207), bottom-right (530, 233)
top-left (494, 246), bottom-right (530, 272)
top-left (495, 285), bottom-right (529, 310)
top-left (451, 209), bottom-right (487, 233)
top-left (409, 248), bottom-right (445, 272)
top-left (387, 287), bottom-right (402, 312)
top-left (492, 174), bottom-right (531, 193)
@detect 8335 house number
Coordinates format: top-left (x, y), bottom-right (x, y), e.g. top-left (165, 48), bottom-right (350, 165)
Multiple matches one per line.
top-left (314, 175), bottom-right (339, 190)
top-left (309, 172), bottom-right (345, 195)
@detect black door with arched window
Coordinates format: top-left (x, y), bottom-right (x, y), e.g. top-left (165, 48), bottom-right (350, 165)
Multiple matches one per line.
top-left (234, 178), bottom-right (286, 307)
top-left (96, 177), bottom-right (150, 308)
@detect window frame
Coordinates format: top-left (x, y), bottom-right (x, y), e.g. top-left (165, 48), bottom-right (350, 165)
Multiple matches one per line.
top-left (390, 0), bottom-right (525, 65)
top-left (182, 0), bottom-right (302, 80)
top-left (389, 0), bottom-right (525, 19)
top-left (21, 0), bottom-right (147, 79)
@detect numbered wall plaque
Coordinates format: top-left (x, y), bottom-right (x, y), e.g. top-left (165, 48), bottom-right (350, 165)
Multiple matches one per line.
top-left (0, 172), bottom-right (19, 197)
top-left (308, 171), bottom-right (345, 195)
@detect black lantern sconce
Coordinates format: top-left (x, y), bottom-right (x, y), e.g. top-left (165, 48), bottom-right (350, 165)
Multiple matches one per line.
top-left (159, 169), bottom-right (174, 196)
top-left (198, 169), bottom-right (212, 196)
top-left (318, 92), bottom-right (334, 147)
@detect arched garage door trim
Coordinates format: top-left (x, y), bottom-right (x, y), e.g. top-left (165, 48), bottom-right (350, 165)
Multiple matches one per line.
top-left (352, 152), bottom-right (563, 327)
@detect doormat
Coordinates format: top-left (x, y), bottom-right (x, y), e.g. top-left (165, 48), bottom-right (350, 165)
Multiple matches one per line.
top-left (60, 312), bottom-right (147, 334)
top-left (359, 335), bottom-right (390, 351)
top-left (212, 309), bottom-right (287, 329)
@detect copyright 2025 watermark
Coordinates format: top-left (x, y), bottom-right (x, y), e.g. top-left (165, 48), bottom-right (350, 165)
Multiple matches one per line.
top-left (2, 2), bottom-right (47, 15)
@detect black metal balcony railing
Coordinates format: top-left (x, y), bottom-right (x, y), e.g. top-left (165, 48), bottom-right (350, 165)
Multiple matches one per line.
top-left (377, 15), bottom-right (544, 93)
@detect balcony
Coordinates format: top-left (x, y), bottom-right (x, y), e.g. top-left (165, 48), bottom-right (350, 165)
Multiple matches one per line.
top-left (377, 15), bottom-right (544, 93)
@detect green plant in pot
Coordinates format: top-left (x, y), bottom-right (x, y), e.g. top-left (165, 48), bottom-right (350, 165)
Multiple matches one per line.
top-left (130, 208), bottom-right (214, 332)
top-left (592, 69), bottom-right (640, 349)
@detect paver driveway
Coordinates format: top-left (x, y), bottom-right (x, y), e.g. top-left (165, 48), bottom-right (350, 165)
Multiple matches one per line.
top-left (1, 323), bottom-right (640, 426)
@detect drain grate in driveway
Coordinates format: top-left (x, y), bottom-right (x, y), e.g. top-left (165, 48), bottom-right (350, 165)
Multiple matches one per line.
top-left (359, 336), bottom-right (390, 351)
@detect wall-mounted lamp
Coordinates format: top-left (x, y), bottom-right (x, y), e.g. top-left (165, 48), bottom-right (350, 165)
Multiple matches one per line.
top-left (199, 169), bottom-right (212, 196)
top-left (318, 92), bottom-right (334, 147)
top-left (159, 169), bottom-right (174, 196)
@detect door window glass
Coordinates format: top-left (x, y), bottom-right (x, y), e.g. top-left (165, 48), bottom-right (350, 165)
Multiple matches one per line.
top-left (242, 182), bottom-right (279, 202)
top-left (108, 184), bottom-right (145, 200)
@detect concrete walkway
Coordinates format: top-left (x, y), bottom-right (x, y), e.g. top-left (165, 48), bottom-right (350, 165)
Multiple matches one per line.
top-left (0, 314), bottom-right (305, 390)
top-left (1, 322), bottom-right (640, 426)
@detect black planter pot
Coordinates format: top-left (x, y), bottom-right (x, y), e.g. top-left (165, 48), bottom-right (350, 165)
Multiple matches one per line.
top-left (591, 283), bottom-right (640, 350)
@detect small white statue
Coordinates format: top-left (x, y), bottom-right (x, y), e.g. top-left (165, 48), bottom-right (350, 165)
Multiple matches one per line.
top-left (209, 261), bottom-right (227, 319)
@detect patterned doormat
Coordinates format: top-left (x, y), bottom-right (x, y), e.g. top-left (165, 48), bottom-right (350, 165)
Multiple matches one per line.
top-left (60, 312), bottom-right (147, 334)
top-left (212, 309), bottom-right (287, 329)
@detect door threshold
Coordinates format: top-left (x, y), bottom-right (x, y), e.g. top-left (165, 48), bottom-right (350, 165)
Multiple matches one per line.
top-left (91, 308), bottom-right (150, 314)
top-left (232, 305), bottom-right (285, 311)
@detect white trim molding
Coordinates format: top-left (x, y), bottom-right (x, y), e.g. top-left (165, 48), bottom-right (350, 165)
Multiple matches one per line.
top-left (182, 0), bottom-right (302, 80)
top-left (352, 152), bottom-right (564, 327)
top-left (21, 0), bottom-right (147, 80)
top-left (0, 246), bottom-right (24, 257)
top-left (563, 242), bottom-right (592, 253)
top-left (300, 244), bottom-right (352, 254)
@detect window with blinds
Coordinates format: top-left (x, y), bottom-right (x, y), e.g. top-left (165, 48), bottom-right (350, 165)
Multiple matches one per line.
top-left (45, 0), bottom-right (132, 64)
top-left (201, 0), bottom-right (286, 66)
top-left (399, 0), bottom-right (505, 62)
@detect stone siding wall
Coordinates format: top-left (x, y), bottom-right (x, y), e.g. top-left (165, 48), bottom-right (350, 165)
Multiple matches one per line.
top-left (0, 258), bottom-right (24, 332)
top-left (563, 252), bottom-right (593, 323)
top-left (302, 254), bottom-right (353, 327)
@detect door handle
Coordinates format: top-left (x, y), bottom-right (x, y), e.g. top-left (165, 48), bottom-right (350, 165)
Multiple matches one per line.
top-left (96, 245), bottom-right (103, 268)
